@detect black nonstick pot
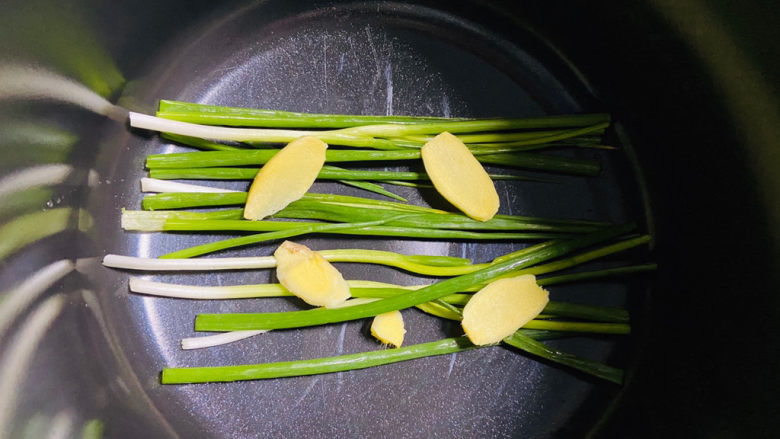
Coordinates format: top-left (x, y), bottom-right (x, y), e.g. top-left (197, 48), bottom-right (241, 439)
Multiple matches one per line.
top-left (1, 1), bottom-right (778, 438)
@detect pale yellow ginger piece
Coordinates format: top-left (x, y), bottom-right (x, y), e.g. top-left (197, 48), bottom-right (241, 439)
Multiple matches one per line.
top-left (370, 310), bottom-right (406, 347)
top-left (461, 274), bottom-right (549, 345)
top-left (274, 241), bottom-right (350, 308)
top-left (244, 136), bottom-right (327, 220)
top-left (421, 131), bottom-right (500, 222)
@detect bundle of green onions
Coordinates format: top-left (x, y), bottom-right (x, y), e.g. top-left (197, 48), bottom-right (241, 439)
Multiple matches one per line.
top-left (103, 101), bottom-right (652, 386)
top-left (128, 184), bottom-right (613, 258)
top-left (134, 101), bottom-right (611, 200)
top-left (107, 224), bottom-right (652, 384)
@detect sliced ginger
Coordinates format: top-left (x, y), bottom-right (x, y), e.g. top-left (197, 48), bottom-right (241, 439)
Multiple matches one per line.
top-left (274, 241), bottom-right (350, 308)
top-left (421, 131), bottom-right (500, 222)
top-left (370, 310), bottom-right (406, 347)
top-left (461, 274), bottom-right (549, 345)
top-left (244, 136), bottom-right (327, 220)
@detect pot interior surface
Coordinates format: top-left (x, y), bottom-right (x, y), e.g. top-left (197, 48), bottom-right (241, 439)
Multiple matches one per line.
top-left (86, 2), bottom-right (648, 438)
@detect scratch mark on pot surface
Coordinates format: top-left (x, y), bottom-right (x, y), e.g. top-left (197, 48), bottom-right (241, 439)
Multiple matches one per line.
top-left (384, 63), bottom-right (393, 116)
top-left (293, 376), bottom-right (320, 408)
top-left (335, 322), bottom-right (347, 389)
top-left (347, 36), bottom-right (358, 64)
top-left (322, 36), bottom-right (328, 102)
top-left (447, 352), bottom-right (457, 378)
top-left (503, 184), bottom-right (514, 215)
top-left (496, 371), bottom-right (512, 396)
top-left (336, 322), bottom-right (347, 354)
top-left (212, 64), bottom-right (239, 75)
top-left (338, 53), bottom-right (345, 73)
top-left (441, 95), bottom-right (451, 118)
top-left (365, 26), bottom-right (382, 95)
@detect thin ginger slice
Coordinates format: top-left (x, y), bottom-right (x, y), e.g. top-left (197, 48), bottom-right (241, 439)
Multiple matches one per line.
top-left (244, 136), bottom-right (327, 220)
top-left (274, 241), bottom-right (350, 308)
top-left (370, 310), bottom-right (406, 347)
top-left (421, 131), bottom-right (500, 222)
top-left (461, 274), bottom-right (549, 345)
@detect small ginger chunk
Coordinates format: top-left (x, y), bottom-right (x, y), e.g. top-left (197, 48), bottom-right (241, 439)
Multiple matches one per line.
top-left (421, 132), bottom-right (499, 221)
top-left (370, 310), bottom-right (406, 347)
top-left (461, 274), bottom-right (549, 345)
top-left (244, 136), bottom-right (327, 220)
top-left (274, 241), bottom-right (350, 308)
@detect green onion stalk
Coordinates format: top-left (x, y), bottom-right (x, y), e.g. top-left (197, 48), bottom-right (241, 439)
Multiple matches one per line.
top-left (140, 173), bottom-right (409, 202)
top-left (103, 247), bottom-right (471, 273)
top-left (125, 207), bottom-right (601, 235)
top-left (146, 150), bottom-right (600, 177)
top-left (160, 226), bottom-right (560, 259)
top-left (147, 166), bottom-right (527, 182)
top-left (130, 109), bottom-right (609, 155)
top-left (156, 99), bottom-right (468, 128)
top-left (335, 179), bottom-right (407, 202)
top-left (155, 100), bottom-right (609, 131)
top-left (145, 147), bottom-right (568, 169)
top-left (122, 211), bottom-right (636, 261)
top-left (135, 192), bottom-right (608, 233)
top-left (161, 330), bottom-right (622, 385)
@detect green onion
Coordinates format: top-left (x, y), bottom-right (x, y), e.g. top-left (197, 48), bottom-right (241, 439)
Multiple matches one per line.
top-left (537, 263), bottom-right (658, 286)
top-left (141, 192), bottom-right (450, 213)
top-left (503, 332), bottom-right (623, 384)
top-left (272, 199), bottom-right (601, 233)
top-left (400, 123), bottom-right (608, 149)
top-left (128, 209), bottom-right (600, 235)
top-left (146, 148), bottom-right (423, 169)
top-left (339, 117), bottom-right (610, 137)
top-left (381, 180), bottom-right (434, 189)
top-left (161, 336), bottom-right (479, 384)
top-left (121, 208), bottom-right (243, 231)
top-left (105, 248), bottom-right (470, 273)
top-left (131, 110), bottom-right (609, 155)
top-left (156, 100), bottom-right (608, 130)
top-left (157, 100), bottom-right (464, 128)
top-left (148, 166), bottom-right (524, 182)
top-left (162, 325), bottom-right (622, 385)
top-left (136, 193), bottom-right (607, 233)
top-left (159, 217), bottom-right (405, 259)
top-left (476, 152), bottom-right (600, 176)
top-left (410, 297), bottom-right (630, 333)
top-left (161, 328), bottom-right (570, 384)
top-left (159, 221), bottom-right (558, 258)
top-left (142, 192), bottom-right (247, 210)
top-left (401, 128), bottom-right (604, 144)
top-left (153, 219), bottom-right (573, 238)
top-left (523, 320), bottom-right (629, 334)
top-left (161, 133), bottom-right (242, 151)
top-left (336, 180), bottom-right (407, 202)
